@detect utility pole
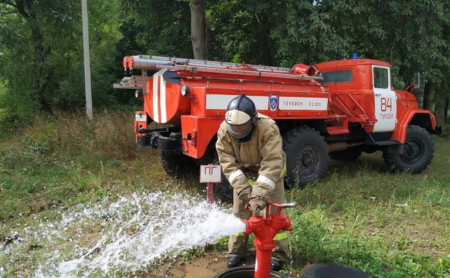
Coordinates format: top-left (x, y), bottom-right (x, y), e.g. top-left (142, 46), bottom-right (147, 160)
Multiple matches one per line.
top-left (82, 0), bottom-right (93, 120)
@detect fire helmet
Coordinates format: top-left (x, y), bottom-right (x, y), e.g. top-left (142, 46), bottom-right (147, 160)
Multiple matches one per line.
top-left (225, 94), bottom-right (257, 139)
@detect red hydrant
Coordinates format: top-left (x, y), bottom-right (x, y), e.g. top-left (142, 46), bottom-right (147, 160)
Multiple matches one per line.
top-left (242, 202), bottom-right (296, 278)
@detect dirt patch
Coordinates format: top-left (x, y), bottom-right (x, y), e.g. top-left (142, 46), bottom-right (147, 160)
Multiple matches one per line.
top-left (144, 250), bottom-right (299, 278)
top-left (144, 250), bottom-right (257, 278)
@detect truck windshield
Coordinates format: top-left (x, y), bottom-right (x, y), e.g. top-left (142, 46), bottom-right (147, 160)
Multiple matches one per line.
top-left (373, 67), bottom-right (389, 89)
top-left (322, 70), bottom-right (352, 83)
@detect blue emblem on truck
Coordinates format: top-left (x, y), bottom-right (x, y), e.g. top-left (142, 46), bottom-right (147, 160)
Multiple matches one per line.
top-left (270, 95), bottom-right (278, 111)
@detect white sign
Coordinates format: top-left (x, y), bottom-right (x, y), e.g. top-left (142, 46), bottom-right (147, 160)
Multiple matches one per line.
top-left (135, 113), bottom-right (147, 122)
top-left (206, 94), bottom-right (269, 110)
top-left (200, 165), bottom-right (222, 183)
top-left (278, 97), bottom-right (328, 111)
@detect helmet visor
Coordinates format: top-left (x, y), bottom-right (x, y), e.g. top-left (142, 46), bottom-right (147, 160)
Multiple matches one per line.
top-left (227, 122), bottom-right (253, 139)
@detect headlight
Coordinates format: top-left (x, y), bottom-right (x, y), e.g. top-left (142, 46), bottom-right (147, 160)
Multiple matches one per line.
top-left (181, 85), bottom-right (190, 96)
top-left (135, 89), bottom-right (143, 99)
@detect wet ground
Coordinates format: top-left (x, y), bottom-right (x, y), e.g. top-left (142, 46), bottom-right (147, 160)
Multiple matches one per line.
top-left (145, 250), bottom-right (258, 278)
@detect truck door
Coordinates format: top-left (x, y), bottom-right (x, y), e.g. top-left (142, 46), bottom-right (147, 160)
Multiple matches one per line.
top-left (372, 66), bottom-right (397, 132)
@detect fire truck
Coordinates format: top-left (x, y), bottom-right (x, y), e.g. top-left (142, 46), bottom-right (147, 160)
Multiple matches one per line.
top-left (114, 55), bottom-right (437, 197)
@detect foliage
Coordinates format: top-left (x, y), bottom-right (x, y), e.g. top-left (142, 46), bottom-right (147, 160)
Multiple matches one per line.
top-left (1, 0), bottom-right (449, 130)
top-left (207, 0), bottom-right (284, 64)
top-left (117, 0), bottom-right (192, 57)
top-left (0, 0), bottom-right (122, 129)
top-left (273, 0), bottom-right (347, 66)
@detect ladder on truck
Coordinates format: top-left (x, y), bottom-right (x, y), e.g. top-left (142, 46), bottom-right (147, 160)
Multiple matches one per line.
top-left (113, 55), bottom-right (322, 90)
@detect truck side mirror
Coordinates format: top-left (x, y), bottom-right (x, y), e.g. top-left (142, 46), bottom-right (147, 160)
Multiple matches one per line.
top-left (414, 72), bottom-right (421, 89)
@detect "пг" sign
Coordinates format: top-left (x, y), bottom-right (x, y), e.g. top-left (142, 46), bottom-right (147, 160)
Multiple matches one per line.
top-left (200, 164), bottom-right (222, 183)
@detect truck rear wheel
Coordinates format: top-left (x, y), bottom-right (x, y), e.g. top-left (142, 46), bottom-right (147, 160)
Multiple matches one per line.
top-left (383, 125), bottom-right (434, 173)
top-left (283, 126), bottom-right (328, 188)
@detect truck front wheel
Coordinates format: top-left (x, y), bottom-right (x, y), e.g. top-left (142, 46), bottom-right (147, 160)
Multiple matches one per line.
top-left (283, 126), bottom-right (328, 188)
top-left (383, 125), bottom-right (434, 173)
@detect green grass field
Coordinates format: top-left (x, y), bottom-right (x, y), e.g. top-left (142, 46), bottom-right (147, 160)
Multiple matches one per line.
top-left (0, 112), bottom-right (448, 277)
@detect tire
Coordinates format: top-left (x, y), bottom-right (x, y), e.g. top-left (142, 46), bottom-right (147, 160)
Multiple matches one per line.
top-left (300, 263), bottom-right (370, 278)
top-left (383, 125), bottom-right (434, 173)
top-left (329, 148), bottom-right (361, 161)
top-left (283, 126), bottom-right (328, 188)
top-left (160, 151), bottom-right (198, 178)
top-left (214, 266), bottom-right (289, 278)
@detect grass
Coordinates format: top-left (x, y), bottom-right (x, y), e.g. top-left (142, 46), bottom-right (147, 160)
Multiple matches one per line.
top-left (286, 135), bottom-right (450, 277)
top-left (0, 111), bottom-right (449, 277)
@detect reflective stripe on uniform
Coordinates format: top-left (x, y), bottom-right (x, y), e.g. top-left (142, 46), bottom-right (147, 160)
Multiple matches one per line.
top-left (229, 169), bottom-right (244, 184)
top-left (256, 175), bottom-right (275, 190)
top-left (273, 231), bottom-right (288, 241)
top-left (234, 232), bottom-right (245, 237)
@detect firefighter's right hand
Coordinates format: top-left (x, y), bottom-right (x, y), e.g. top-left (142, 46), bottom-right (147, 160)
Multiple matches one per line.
top-left (248, 195), bottom-right (267, 215)
top-left (237, 185), bottom-right (252, 202)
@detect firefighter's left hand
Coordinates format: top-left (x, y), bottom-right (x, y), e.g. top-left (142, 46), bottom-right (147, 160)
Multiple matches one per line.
top-left (248, 196), bottom-right (267, 215)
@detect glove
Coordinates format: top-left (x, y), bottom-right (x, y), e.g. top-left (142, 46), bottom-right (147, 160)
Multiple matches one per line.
top-left (237, 185), bottom-right (252, 203)
top-left (248, 195), bottom-right (268, 215)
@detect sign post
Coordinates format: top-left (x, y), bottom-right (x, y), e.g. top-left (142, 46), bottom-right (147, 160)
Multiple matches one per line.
top-left (200, 164), bottom-right (222, 204)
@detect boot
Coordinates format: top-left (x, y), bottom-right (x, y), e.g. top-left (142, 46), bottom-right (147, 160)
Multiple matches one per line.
top-left (271, 257), bottom-right (284, 271)
top-left (227, 256), bottom-right (243, 268)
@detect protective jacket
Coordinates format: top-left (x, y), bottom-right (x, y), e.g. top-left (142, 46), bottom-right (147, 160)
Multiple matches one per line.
top-left (216, 114), bottom-right (285, 200)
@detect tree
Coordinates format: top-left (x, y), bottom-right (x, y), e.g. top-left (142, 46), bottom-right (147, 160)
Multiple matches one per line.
top-left (275, 0), bottom-right (448, 126)
top-left (273, 0), bottom-right (347, 66)
top-left (0, 0), bottom-right (58, 114)
top-left (117, 0), bottom-right (192, 57)
top-left (0, 0), bottom-right (122, 128)
top-left (189, 0), bottom-right (207, 59)
top-left (207, 0), bottom-right (284, 64)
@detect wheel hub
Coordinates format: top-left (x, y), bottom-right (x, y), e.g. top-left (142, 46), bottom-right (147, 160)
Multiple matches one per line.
top-left (302, 152), bottom-right (313, 166)
top-left (402, 140), bottom-right (422, 162)
top-left (296, 145), bottom-right (318, 177)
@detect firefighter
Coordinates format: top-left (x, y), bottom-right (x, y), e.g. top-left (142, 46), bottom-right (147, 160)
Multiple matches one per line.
top-left (216, 94), bottom-right (288, 271)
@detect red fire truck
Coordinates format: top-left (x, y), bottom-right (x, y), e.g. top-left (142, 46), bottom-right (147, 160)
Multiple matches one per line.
top-left (114, 55), bottom-right (437, 197)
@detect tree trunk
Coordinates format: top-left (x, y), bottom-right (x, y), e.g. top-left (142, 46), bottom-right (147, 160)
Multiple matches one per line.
top-left (445, 97), bottom-right (449, 123)
top-left (189, 0), bottom-right (206, 59)
top-left (434, 88), bottom-right (448, 130)
top-left (425, 82), bottom-right (437, 112)
top-left (434, 101), bottom-right (445, 131)
top-left (414, 87), bottom-right (425, 109)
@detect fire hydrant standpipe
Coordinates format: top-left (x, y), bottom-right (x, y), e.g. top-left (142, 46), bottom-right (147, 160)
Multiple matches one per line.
top-left (243, 202), bottom-right (296, 278)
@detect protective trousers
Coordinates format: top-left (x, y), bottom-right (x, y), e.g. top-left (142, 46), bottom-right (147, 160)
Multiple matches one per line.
top-left (228, 175), bottom-right (289, 262)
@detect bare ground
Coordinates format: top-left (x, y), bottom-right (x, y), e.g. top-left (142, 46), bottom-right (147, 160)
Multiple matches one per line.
top-left (143, 250), bottom-right (297, 278)
top-left (143, 250), bottom-right (250, 278)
